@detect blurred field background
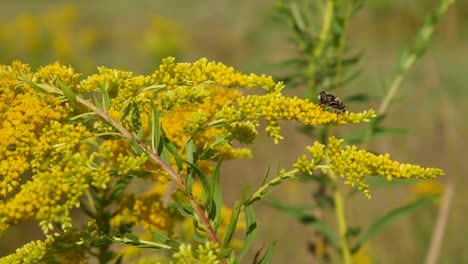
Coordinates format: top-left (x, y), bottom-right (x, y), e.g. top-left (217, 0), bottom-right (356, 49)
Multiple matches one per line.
top-left (0, 0), bottom-right (467, 263)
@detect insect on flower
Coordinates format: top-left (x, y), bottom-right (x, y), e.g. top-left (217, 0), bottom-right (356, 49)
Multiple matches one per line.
top-left (318, 91), bottom-right (346, 114)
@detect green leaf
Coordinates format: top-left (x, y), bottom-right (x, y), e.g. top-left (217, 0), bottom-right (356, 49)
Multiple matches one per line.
top-left (223, 201), bottom-right (241, 248)
top-left (68, 112), bottom-right (95, 123)
top-left (186, 170), bottom-right (195, 196)
top-left (168, 202), bottom-right (195, 219)
top-left (184, 161), bottom-right (212, 201)
top-left (270, 199), bottom-right (339, 250)
top-left (185, 139), bottom-right (197, 164)
top-left (211, 157), bottom-right (224, 223)
top-left (343, 92), bottom-right (372, 103)
top-left (93, 93), bottom-right (104, 111)
top-left (164, 139), bottom-right (183, 172)
top-left (109, 179), bottom-right (130, 201)
top-left (160, 144), bottom-right (171, 166)
top-left (234, 188), bottom-right (257, 264)
top-left (56, 79), bottom-right (77, 103)
top-left (114, 255), bottom-right (124, 264)
top-left (21, 72), bottom-right (62, 95)
top-left (261, 162), bottom-right (271, 186)
top-left (373, 127), bottom-right (410, 138)
top-left (131, 102), bottom-right (143, 140)
top-left (192, 222), bottom-right (208, 243)
top-left (98, 82), bottom-right (111, 111)
top-left (150, 229), bottom-right (180, 251)
top-left (120, 98), bottom-right (133, 120)
top-left (256, 242), bottom-right (276, 264)
top-left (352, 194), bottom-right (440, 253)
top-left (151, 101), bottom-right (161, 154)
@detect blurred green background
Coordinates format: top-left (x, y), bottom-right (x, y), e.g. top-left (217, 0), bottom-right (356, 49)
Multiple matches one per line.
top-left (1, 0), bottom-right (467, 263)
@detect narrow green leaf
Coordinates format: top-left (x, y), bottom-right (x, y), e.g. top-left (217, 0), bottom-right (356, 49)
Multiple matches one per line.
top-left (120, 98), bottom-right (133, 120)
top-left (160, 145), bottom-right (171, 166)
top-left (353, 194), bottom-right (440, 252)
top-left (164, 139), bottom-right (183, 171)
top-left (114, 255), bottom-right (124, 264)
top-left (109, 179), bottom-right (130, 201)
top-left (150, 229), bottom-right (180, 250)
top-left (211, 157), bottom-right (224, 223)
top-left (93, 93), bottom-right (104, 111)
top-left (186, 170), bottom-right (195, 196)
top-left (168, 202), bottom-right (195, 219)
top-left (21, 72), bottom-right (48, 94)
top-left (235, 188), bottom-right (257, 264)
top-left (56, 79), bottom-right (77, 102)
top-left (223, 202), bottom-right (241, 248)
top-left (261, 162), bottom-right (271, 186)
top-left (99, 82), bottom-right (111, 111)
top-left (151, 101), bottom-right (161, 154)
top-left (185, 139), bottom-right (196, 164)
top-left (131, 102), bottom-right (143, 140)
top-left (374, 127), bottom-right (410, 138)
top-left (270, 199), bottom-right (339, 249)
top-left (68, 112), bottom-right (95, 123)
top-left (192, 223), bottom-right (207, 243)
top-left (184, 161), bottom-right (212, 201)
top-left (256, 242), bottom-right (276, 264)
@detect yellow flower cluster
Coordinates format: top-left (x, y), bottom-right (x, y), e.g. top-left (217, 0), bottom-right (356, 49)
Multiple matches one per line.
top-left (152, 57), bottom-right (275, 90)
top-left (0, 152), bottom-right (91, 234)
top-left (171, 242), bottom-right (220, 264)
top-left (33, 61), bottom-right (81, 87)
top-left (78, 66), bottom-right (154, 109)
top-left (216, 87), bottom-right (376, 143)
top-left (0, 230), bottom-right (88, 264)
top-left (111, 191), bottom-right (174, 233)
top-left (0, 62), bottom-right (71, 197)
top-left (294, 137), bottom-right (444, 198)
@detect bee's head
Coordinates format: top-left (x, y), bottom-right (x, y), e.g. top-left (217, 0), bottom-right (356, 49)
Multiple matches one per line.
top-left (318, 91), bottom-right (327, 101)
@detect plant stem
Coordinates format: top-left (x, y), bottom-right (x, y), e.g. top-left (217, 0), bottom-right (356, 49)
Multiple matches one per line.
top-left (326, 155), bottom-right (352, 264)
top-left (314, 0), bottom-right (334, 58)
top-left (242, 169), bottom-right (298, 210)
top-left (332, 182), bottom-right (352, 264)
top-left (424, 182), bottom-right (454, 264)
top-left (334, 0), bottom-right (354, 92)
top-left (378, 0), bottom-right (456, 115)
top-left (77, 97), bottom-right (225, 262)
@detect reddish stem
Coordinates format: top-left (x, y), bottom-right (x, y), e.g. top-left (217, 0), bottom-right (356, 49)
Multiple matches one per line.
top-left (77, 97), bottom-right (224, 259)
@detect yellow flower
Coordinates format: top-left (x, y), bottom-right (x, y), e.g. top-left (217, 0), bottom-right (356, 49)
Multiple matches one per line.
top-left (295, 137), bottom-right (444, 198)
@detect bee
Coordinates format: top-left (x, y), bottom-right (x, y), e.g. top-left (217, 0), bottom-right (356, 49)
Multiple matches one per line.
top-left (317, 91), bottom-right (346, 114)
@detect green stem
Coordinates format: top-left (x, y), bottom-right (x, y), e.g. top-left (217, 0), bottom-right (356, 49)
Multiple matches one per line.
top-left (334, 0), bottom-right (355, 92)
top-left (242, 169), bottom-right (298, 210)
top-left (306, 0), bottom-right (335, 92)
top-left (332, 181), bottom-right (352, 264)
top-left (326, 155), bottom-right (352, 264)
top-left (314, 0), bottom-right (334, 58)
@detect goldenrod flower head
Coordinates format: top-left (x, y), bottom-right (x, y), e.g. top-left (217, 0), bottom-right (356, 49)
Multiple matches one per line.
top-left (160, 84), bottom-right (211, 111)
top-left (183, 109), bottom-right (209, 134)
top-left (33, 61), bottom-right (81, 87)
top-left (224, 121), bottom-right (258, 144)
top-left (0, 151), bottom-right (92, 234)
top-left (111, 192), bottom-right (174, 233)
top-left (295, 137), bottom-right (444, 198)
top-left (152, 57), bottom-right (275, 91)
top-left (171, 242), bottom-right (220, 264)
top-left (215, 90), bottom-right (376, 143)
top-left (0, 230), bottom-right (88, 264)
